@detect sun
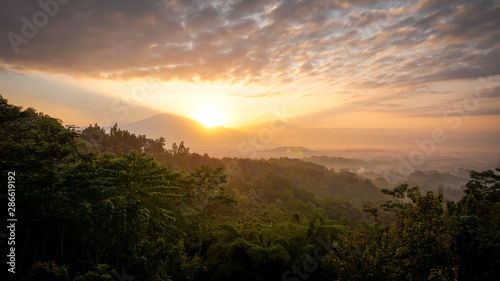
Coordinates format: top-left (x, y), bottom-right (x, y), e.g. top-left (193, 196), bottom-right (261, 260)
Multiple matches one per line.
top-left (194, 107), bottom-right (224, 128)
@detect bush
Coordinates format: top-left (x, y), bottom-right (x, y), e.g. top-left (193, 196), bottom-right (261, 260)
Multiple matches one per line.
top-left (73, 264), bottom-right (112, 281)
top-left (23, 261), bottom-right (68, 281)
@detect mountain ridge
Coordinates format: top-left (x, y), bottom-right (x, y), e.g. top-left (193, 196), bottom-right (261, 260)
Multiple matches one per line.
top-left (121, 112), bottom-right (247, 155)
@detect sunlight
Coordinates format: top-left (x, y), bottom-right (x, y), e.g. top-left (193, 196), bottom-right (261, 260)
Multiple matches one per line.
top-left (194, 107), bottom-right (224, 128)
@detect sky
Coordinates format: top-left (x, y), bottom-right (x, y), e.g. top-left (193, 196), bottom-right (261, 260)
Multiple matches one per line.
top-left (1, 0), bottom-right (500, 152)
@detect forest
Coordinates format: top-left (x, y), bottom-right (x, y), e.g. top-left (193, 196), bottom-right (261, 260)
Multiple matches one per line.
top-left (1, 95), bottom-right (499, 281)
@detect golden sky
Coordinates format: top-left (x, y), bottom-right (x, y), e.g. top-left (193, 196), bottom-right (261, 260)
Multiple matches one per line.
top-left (1, 0), bottom-right (499, 152)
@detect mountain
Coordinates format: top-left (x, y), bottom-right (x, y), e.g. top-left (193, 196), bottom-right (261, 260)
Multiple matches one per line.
top-left (121, 113), bottom-right (247, 156)
top-left (121, 112), bottom-right (412, 158)
top-left (236, 115), bottom-right (413, 152)
top-left (120, 112), bottom-right (361, 157)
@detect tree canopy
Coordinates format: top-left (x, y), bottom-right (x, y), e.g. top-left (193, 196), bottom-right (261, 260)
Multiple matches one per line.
top-left (1, 96), bottom-right (498, 281)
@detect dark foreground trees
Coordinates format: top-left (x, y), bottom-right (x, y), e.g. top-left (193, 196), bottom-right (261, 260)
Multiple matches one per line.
top-left (2, 96), bottom-right (499, 281)
top-left (324, 166), bottom-right (500, 281)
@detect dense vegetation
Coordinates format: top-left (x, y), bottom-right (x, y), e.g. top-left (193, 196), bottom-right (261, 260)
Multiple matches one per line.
top-left (1, 96), bottom-right (499, 281)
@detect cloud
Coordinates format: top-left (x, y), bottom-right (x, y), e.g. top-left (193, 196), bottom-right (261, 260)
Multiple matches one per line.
top-left (0, 0), bottom-right (498, 94)
top-left (417, 0), bottom-right (461, 11)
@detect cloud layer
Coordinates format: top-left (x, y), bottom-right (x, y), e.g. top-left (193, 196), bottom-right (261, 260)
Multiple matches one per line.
top-left (1, 0), bottom-right (498, 88)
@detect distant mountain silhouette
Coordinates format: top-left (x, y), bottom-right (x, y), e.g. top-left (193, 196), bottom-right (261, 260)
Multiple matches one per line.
top-left (121, 113), bottom-right (247, 155)
top-left (121, 112), bottom-right (450, 158)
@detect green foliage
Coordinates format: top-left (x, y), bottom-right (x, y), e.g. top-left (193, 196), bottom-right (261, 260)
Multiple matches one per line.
top-left (453, 164), bottom-right (500, 280)
top-left (326, 166), bottom-right (500, 281)
top-left (391, 188), bottom-right (451, 280)
top-left (404, 170), bottom-right (467, 201)
top-left (462, 166), bottom-right (500, 219)
top-left (73, 264), bottom-right (111, 281)
top-left (204, 221), bottom-right (334, 281)
top-left (23, 261), bottom-right (69, 281)
top-left (74, 151), bottom-right (182, 277)
top-left (4, 97), bottom-right (500, 281)
top-left (326, 185), bottom-right (454, 281)
top-left (182, 165), bottom-right (236, 256)
top-left (1, 96), bottom-right (81, 271)
top-left (325, 223), bottom-right (393, 281)
top-left (80, 123), bottom-right (166, 157)
top-left (427, 268), bottom-right (447, 281)
top-left (138, 239), bottom-right (203, 281)
top-left (224, 157), bottom-right (387, 201)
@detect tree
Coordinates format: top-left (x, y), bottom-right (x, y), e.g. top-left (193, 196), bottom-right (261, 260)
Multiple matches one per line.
top-left (0, 96), bottom-right (81, 272)
top-left (461, 165), bottom-right (500, 219)
top-left (182, 166), bottom-right (235, 256)
top-left (453, 164), bottom-right (500, 280)
top-left (387, 187), bottom-right (453, 280)
top-left (326, 185), bottom-right (454, 281)
top-left (93, 152), bottom-right (180, 267)
top-left (79, 123), bottom-right (166, 158)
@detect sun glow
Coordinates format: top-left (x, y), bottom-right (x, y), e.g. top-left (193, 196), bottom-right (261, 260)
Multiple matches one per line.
top-left (194, 107), bottom-right (224, 128)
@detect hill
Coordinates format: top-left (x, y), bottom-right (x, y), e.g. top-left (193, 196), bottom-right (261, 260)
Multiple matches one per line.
top-left (121, 113), bottom-right (247, 156)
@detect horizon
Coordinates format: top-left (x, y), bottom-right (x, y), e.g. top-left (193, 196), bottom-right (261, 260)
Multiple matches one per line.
top-left (1, 0), bottom-right (500, 156)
